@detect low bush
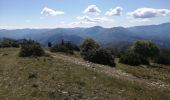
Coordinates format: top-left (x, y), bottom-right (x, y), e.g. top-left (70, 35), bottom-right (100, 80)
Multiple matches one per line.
top-left (19, 40), bottom-right (45, 57)
top-left (92, 48), bottom-right (115, 67)
top-left (119, 51), bottom-right (149, 66)
top-left (0, 38), bottom-right (19, 48)
top-left (48, 42), bottom-right (52, 47)
top-left (80, 38), bottom-right (100, 59)
top-left (132, 40), bottom-right (160, 59)
top-left (154, 49), bottom-right (170, 65)
top-left (80, 38), bottom-right (115, 67)
top-left (50, 40), bottom-right (78, 54)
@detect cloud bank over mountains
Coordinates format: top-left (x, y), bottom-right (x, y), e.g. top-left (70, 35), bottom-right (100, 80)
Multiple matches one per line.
top-left (40, 5), bottom-right (169, 27)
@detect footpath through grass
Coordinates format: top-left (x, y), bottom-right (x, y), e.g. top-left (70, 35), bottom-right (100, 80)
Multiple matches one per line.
top-left (0, 48), bottom-right (170, 100)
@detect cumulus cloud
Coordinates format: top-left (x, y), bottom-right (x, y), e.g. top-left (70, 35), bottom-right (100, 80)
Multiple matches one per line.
top-left (106, 7), bottom-right (123, 16)
top-left (128, 8), bottom-right (170, 18)
top-left (84, 5), bottom-right (101, 15)
top-left (77, 15), bottom-right (113, 23)
top-left (41, 7), bottom-right (64, 16)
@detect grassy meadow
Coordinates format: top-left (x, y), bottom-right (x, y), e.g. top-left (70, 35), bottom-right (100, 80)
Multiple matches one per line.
top-left (0, 48), bottom-right (170, 100)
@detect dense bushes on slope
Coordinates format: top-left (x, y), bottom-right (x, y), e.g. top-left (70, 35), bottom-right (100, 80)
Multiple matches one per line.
top-left (132, 40), bottom-right (160, 59)
top-left (119, 51), bottom-right (149, 66)
top-left (80, 38), bottom-right (100, 60)
top-left (154, 49), bottom-right (170, 65)
top-left (120, 40), bottom-right (160, 66)
top-left (0, 38), bottom-right (19, 48)
top-left (50, 40), bottom-right (80, 54)
top-left (19, 40), bottom-right (45, 57)
top-left (80, 38), bottom-right (115, 67)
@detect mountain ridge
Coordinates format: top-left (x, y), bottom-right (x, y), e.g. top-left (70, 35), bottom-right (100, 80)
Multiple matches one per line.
top-left (0, 22), bottom-right (170, 48)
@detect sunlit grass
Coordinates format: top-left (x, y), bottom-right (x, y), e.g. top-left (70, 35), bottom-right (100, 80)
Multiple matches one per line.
top-left (0, 48), bottom-right (170, 99)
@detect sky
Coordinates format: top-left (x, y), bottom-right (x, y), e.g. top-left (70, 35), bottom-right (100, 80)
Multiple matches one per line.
top-left (0, 0), bottom-right (170, 29)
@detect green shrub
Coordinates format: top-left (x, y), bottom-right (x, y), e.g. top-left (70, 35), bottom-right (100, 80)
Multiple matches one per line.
top-left (0, 38), bottom-right (19, 48)
top-left (48, 42), bottom-right (52, 47)
top-left (80, 38), bottom-right (115, 67)
top-left (119, 51), bottom-right (149, 66)
top-left (19, 40), bottom-right (45, 57)
top-left (80, 38), bottom-right (100, 59)
top-left (50, 40), bottom-right (77, 54)
top-left (154, 49), bottom-right (170, 65)
top-left (91, 48), bottom-right (115, 67)
top-left (120, 40), bottom-right (160, 66)
top-left (132, 40), bottom-right (160, 59)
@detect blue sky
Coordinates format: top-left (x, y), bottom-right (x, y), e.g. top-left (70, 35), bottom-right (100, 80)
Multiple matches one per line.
top-left (0, 0), bottom-right (170, 29)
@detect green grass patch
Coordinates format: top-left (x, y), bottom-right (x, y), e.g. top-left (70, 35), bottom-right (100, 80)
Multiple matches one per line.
top-left (0, 48), bottom-right (170, 100)
top-left (116, 59), bottom-right (170, 83)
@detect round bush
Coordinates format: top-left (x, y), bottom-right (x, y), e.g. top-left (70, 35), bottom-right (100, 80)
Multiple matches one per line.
top-left (19, 40), bottom-right (45, 57)
top-left (80, 38), bottom-right (115, 67)
top-left (92, 48), bottom-right (115, 67)
top-left (119, 51), bottom-right (149, 66)
top-left (132, 40), bottom-right (160, 59)
top-left (154, 49), bottom-right (170, 65)
top-left (50, 41), bottom-right (74, 54)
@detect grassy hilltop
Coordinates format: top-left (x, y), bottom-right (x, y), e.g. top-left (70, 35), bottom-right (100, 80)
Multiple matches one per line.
top-left (0, 48), bottom-right (170, 100)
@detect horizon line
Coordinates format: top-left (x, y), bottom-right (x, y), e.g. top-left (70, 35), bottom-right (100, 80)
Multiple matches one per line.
top-left (0, 22), bottom-right (169, 30)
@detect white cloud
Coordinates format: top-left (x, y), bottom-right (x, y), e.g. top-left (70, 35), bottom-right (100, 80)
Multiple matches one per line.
top-left (59, 16), bottom-right (114, 28)
top-left (41, 7), bottom-right (64, 16)
top-left (129, 19), bottom-right (151, 23)
top-left (128, 8), bottom-right (170, 18)
top-left (77, 16), bottom-right (94, 23)
top-left (106, 7), bottom-right (123, 16)
top-left (84, 5), bottom-right (101, 15)
top-left (76, 15), bottom-right (113, 24)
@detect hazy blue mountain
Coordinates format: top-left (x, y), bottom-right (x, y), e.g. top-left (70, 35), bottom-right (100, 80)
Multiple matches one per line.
top-left (128, 22), bottom-right (170, 48)
top-left (0, 22), bottom-right (170, 48)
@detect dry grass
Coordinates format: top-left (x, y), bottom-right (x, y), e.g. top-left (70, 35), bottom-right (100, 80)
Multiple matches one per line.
top-left (0, 48), bottom-right (170, 100)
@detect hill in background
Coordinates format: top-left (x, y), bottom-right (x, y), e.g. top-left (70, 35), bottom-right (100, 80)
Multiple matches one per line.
top-left (0, 22), bottom-right (170, 48)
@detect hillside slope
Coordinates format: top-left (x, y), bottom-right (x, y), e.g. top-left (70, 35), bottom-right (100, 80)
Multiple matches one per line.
top-left (0, 48), bottom-right (170, 100)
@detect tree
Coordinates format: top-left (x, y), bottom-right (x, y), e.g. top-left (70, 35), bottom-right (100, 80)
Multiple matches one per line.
top-left (48, 42), bottom-right (52, 47)
top-left (154, 49), bottom-right (170, 65)
top-left (80, 38), bottom-right (100, 60)
top-left (119, 51), bottom-right (149, 66)
top-left (120, 40), bottom-right (160, 66)
top-left (132, 40), bottom-right (160, 59)
top-left (19, 40), bottom-right (45, 57)
top-left (92, 48), bottom-right (115, 67)
top-left (80, 38), bottom-right (115, 67)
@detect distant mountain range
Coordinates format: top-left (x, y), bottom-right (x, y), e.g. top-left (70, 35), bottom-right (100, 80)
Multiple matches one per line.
top-left (0, 22), bottom-right (170, 48)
